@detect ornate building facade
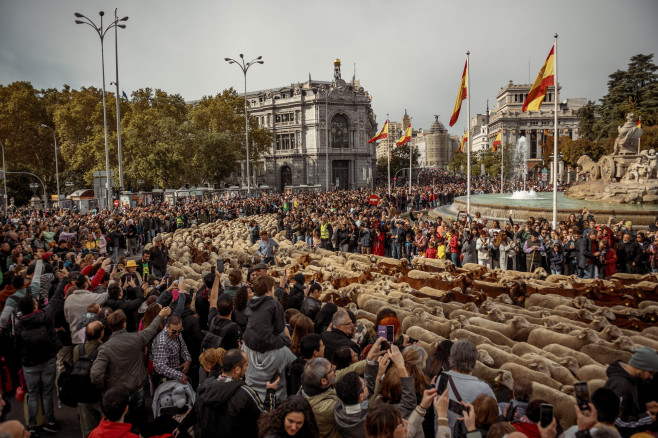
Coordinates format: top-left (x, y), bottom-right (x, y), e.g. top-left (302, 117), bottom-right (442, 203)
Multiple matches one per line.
top-left (242, 59), bottom-right (377, 191)
top-left (413, 116), bottom-right (457, 168)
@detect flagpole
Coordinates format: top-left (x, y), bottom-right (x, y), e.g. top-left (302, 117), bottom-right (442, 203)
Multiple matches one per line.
top-left (637, 117), bottom-right (641, 154)
top-left (387, 114), bottom-right (391, 196)
top-left (466, 51), bottom-right (471, 217)
top-left (500, 127), bottom-right (504, 193)
top-left (552, 34), bottom-right (559, 230)
top-left (409, 124), bottom-right (412, 196)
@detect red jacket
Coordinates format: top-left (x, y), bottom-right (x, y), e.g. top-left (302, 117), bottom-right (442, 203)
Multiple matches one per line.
top-left (64, 265), bottom-right (105, 296)
top-left (88, 419), bottom-right (140, 438)
top-left (425, 247), bottom-right (438, 259)
top-left (603, 248), bottom-right (617, 278)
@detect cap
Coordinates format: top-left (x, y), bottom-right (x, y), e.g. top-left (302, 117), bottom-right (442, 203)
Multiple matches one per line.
top-left (154, 236), bottom-right (162, 242)
top-left (253, 263), bottom-right (268, 271)
top-left (41, 252), bottom-right (53, 261)
top-left (126, 260), bottom-right (137, 268)
top-left (147, 274), bottom-right (157, 282)
top-left (625, 221), bottom-right (632, 227)
top-left (293, 273), bottom-right (306, 284)
top-left (628, 346), bottom-right (658, 373)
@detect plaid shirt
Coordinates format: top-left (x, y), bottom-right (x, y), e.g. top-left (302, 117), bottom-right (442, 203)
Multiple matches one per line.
top-left (152, 329), bottom-right (191, 381)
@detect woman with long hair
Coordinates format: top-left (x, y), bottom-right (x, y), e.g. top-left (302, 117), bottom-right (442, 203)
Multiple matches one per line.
top-left (452, 394), bottom-right (499, 438)
top-left (232, 284), bottom-right (253, 334)
top-left (289, 314), bottom-right (314, 356)
top-left (258, 394), bottom-right (319, 438)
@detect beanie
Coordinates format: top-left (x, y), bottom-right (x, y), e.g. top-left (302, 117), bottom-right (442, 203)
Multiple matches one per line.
top-left (293, 273), bottom-right (306, 284)
top-left (629, 347), bottom-right (658, 373)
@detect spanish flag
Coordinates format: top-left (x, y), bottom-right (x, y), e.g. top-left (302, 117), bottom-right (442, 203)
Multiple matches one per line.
top-left (492, 130), bottom-right (501, 152)
top-left (367, 120), bottom-right (388, 143)
top-left (523, 46), bottom-right (555, 112)
top-left (543, 129), bottom-right (552, 137)
top-left (458, 132), bottom-right (467, 153)
top-left (396, 124), bottom-right (412, 146)
top-left (637, 119), bottom-right (642, 128)
top-left (449, 61), bottom-right (468, 127)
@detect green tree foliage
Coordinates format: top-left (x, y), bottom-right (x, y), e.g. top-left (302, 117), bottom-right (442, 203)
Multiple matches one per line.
top-left (448, 144), bottom-right (514, 179)
top-left (376, 142), bottom-right (419, 180)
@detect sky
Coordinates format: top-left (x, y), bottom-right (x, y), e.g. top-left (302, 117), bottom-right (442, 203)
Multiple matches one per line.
top-left (1, 0), bottom-right (657, 136)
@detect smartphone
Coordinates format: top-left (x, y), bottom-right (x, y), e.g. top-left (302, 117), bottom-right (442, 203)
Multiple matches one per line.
top-left (448, 399), bottom-right (467, 415)
top-left (178, 276), bottom-right (184, 285)
top-left (436, 372), bottom-right (448, 395)
top-left (408, 337), bottom-right (418, 345)
top-left (540, 403), bottom-right (554, 428)
top-left (377, 325), bottom-right (395, 343)
top-left (216, 259), bottom-right (224, 273)
top-left (269, 369), bottom-right (281, 383)
top-left (355, 325), bottom-right (365, 334)
top-left (574, 381), bottom-right (590, 411)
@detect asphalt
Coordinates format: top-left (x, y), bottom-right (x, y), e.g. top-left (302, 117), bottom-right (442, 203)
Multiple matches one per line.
top-left (5, 397), bottom-right (81, 437)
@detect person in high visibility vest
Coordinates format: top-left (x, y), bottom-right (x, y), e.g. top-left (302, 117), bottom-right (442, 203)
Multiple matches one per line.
top-left (320, 215), bottom-right (333, 251)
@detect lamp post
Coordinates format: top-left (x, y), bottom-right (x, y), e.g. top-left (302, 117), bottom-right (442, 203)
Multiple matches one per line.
top-left (0, 140), bottom-right (7, 216)
top-left (111, 8), bottom-right (128, 193)
top-left (74, 11), bottom-right (127, 210)
top-left (39, 124), bottom-right (60, 208)
top-left (7, 171), bottom-right (47, 209)
top-left (224, 54), bottom-right (264, 196)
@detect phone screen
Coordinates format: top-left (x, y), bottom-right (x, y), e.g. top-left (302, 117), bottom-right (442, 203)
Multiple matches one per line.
top-left (540, 404), bottom-right (554, 428)
top-left (178, 276), bottom-right (184, 285)
top-left (217, 259), bottom-right (224, 273)
top-left (377, 325), bottom-right (395, 343)
top-left (574, 381), bottom-right (590, 411)
top-left (436, 372), bottom-right (448, 395)
top-left (448, 399), bottom-right (466, 415)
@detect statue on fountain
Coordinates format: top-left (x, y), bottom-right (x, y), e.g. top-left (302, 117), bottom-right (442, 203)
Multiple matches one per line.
top-left (566, 112), bottom-right (658, 204)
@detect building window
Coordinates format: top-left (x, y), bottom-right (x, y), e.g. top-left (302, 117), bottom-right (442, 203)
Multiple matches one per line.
top-left (275, 112), bottom-right (294, 125)
top-left (331, 114), bottom-right (349, 148)
top-left (276, 133), bottom-right (295, 150)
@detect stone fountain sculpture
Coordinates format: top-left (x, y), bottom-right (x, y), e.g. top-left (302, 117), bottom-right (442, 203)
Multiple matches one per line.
top-left (566, 113), bottom-right (658, 204)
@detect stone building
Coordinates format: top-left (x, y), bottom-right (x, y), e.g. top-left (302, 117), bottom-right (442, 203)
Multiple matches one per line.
top-left (240, 59), bottom-right (377, 191)
top-left (413, 115), bottom-right (457, 168)
top-left (487, 80), bottom-right (586, 174)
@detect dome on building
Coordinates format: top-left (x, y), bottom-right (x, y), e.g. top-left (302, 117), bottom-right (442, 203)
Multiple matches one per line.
top-left (429, 115), bottom-right (447, 133)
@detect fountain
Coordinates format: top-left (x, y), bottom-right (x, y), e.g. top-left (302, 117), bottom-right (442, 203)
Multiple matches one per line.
top-left (429, 114), bottom-right (658, 226)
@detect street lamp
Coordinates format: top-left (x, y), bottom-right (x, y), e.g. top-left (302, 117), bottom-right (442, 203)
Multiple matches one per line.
top-left (75, 10), bottom-right (126, 210)
top-left (39, 124), bottom-right (60, 207)
top-left (111, 8), bottom-right (128, 193)
top-left (7, 171), bottom-right (47, 209)
top-left (0, 140), bottom-right (7, 216)
top-left (224, 54), bottom-right (263, 196)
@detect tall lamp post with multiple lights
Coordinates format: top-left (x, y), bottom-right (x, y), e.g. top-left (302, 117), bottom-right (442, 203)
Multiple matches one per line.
top-left (39, 124), bottom-right (60, 207)
top-left (111, 8), bottom-right (128, 193)
top-left (224, 54), bottom-right (263, 196)
top-left (74, 10), bottom-right (127, 210)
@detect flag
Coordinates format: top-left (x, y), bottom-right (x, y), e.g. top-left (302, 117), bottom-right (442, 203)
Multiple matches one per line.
top-left (367, 120), bottom-right (388, 143)
top-left (449, 61), bottom-right (468, 126)
top-left (122, 90), bottom-right (128, 100)
top-left (458, 132), bottom-right (467, 153)
top-left (543, 129), bottom-right (552, 137)
top-left (637, 119), bottom-right (642, 128)
top-left (396, 124), bottom-right (412, 146)
top-left (523, 46), bottom-right (555, 112)
top-left (493, 130), bottom-right (501, 152)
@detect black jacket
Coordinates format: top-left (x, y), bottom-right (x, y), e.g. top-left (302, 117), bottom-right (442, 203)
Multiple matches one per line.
top-left (194, 376), bottom-right (273, 438)
top-left (322, 328), bottom-right (361, 362)
top-left (284, 284), bottom-right (305, 311)
top-left (104, 295), bottom-right (145, 333)
top-left (604, 360), bottom-right (653, 438)
top-left (208, 309), bottom-right (242, 351)
top-left (182, 307), bottom-right (204, 362)
top-left (243, 295), bottom-right (289, 353)
top-left (300, 296), bottom-right (321, 321)
top-left (14, 279), bottom-right (65, 367)
top-left (232, 307), bottom-right (247, 334)
top-left (285, 356), bottom-right (305, 397)
top-left (194, 286), bottom-right (210, 331)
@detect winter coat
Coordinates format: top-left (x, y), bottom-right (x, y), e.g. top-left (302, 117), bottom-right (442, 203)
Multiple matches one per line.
top-left (604, 360), bottom-right (653, 437)
top-left (461, 239), bottom-right (477, 264)
top-left (548, 249), bottom-right (564, 272)
top-left (322, 328), bottom-right (361, 362)
top-left (300, 296), bottom-right (322, 321)
top-left (243, 295), bottom-right (290, 353)
top-left (88, 418), bottom-right (140, 438)
top-left (283, 284), bottom-right (305, 311)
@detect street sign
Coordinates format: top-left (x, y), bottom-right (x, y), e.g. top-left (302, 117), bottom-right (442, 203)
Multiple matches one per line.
top-left (368, 194), bottom-right (379, 205)
top-left (113, 199), bottom-right (119, 207)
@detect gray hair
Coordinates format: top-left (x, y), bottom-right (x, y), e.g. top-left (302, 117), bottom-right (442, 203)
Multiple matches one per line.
top-left (302, 357), bottom-right (330, 389)
top-left (332, 309), bottom-right (349, 326)
top-left (449, 340), bottom-right (478, 373)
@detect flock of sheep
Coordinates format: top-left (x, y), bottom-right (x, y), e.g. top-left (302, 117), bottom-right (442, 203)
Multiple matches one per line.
top-left (149, 214), bottom-right (658, 430)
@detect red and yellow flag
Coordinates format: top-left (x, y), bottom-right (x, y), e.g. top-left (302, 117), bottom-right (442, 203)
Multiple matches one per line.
top-left (543, 129), bottom-right (552, 137)
top-left (449, 61), bottom-right (468, 127)
top-left (492, 130), bottom-right (501, 152)
top-left (458, 131), bottom-right (468, 153)
top-left (523, 46), bottom-right (555, 112)
top-left (367, 120), bottom-right (388, 143)
top-left (396, 124), bottom-right (412, 146)
top-left (637, 119), bottom-right (642, 128)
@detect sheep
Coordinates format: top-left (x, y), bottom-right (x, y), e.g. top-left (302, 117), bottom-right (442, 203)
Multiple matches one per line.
top-left (467, 316), bottom-right (532, 342)
top-left (472, 362), bottom-right (514, 391)
top-left (401, 315), bottom-right (460, 338)
top-left (525, 293), bottom-right (570, 309)
top-left (500, 362), bottom-right (562, 390)
top-left (450, 328), bottom-right (495, 347)
top-left (477, 348), bottom-right (495, 367)
top-left (518, 353), bottom-right (577, 386)
top-left (477, 344), bottom-right (550, 375)
top-left (527, 328), bottom-right (601, 351)
top-left (462, 325), bottom-right (516, 348)
top-left (530, 382), bottom-right (577, 431)
top-left (642, 326), bottom-right (658, 338)
top-left (575, 364), bottom-right (608, 382)
top-left (629, 335), bottom-right (658, 351)
top-left (543, 344), bottom-right (600, 367)
top-left (406, 326), bottom-right (445, 346)
top-left (579, 344), bottom-right (632, 366)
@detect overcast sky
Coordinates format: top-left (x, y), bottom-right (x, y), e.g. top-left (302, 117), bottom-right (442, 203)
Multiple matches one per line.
top-left (1, 0), bottom-right (657, 135)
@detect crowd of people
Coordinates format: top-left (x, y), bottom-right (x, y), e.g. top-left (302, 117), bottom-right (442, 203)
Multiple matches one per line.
top-left (0, 180), bottom-right (656, 438)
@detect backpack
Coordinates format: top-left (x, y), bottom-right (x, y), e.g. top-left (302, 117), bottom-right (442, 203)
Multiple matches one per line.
top-left (57, 343), bottom-right (101, 407)
top-left (201, 318), bottom-right (238, 351)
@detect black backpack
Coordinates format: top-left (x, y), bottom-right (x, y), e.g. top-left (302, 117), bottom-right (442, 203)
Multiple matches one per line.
top-left (201, 318), bottom-right (238, 351)
top-left (57, 343), bottom-right (101, 407)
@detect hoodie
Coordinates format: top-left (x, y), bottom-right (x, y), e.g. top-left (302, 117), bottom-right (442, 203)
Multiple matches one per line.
top-left (88, 418), bottom-right (140, 438)
top-left (195, 376), bottom-right (273, 438)
top-left (243, 295), bottom-right (290, 353)
top-left (243, 343), bottom-right (297, 402)
top-left (604, 360), bottom-right (653, 437)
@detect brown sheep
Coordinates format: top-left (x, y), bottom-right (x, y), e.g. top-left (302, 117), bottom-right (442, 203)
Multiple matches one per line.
top-left (527, 328), bottom-right (601, 351)
top-left (530, 382), bottom-right (577, 430)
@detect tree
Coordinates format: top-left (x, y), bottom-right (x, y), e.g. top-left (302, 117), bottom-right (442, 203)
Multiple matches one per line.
top-left (577, 101), bottom-right (598, 141)
top-left (376, 142), bottom-right (419, 180)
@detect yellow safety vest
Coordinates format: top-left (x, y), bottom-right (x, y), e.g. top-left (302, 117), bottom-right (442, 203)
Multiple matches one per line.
top-left (321, 223), bottom-right (330, 239)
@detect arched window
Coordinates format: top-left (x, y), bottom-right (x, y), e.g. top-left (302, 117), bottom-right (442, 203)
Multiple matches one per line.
top-left (331, 114), bottom-right (349, 149)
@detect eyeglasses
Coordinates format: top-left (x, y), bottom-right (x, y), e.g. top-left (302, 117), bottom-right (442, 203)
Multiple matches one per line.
top-left (168, 328), bottom-right (183, 334)
top-left (323, 364), bottom-right (336, 379)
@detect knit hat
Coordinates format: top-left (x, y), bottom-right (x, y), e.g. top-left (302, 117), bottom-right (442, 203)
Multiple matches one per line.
top-left (629, 347), bottom-right (658, 373)
top-left (293, 273), bottom-right (306, 284)
top-left (625, 221), bottom-right (632, 227)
